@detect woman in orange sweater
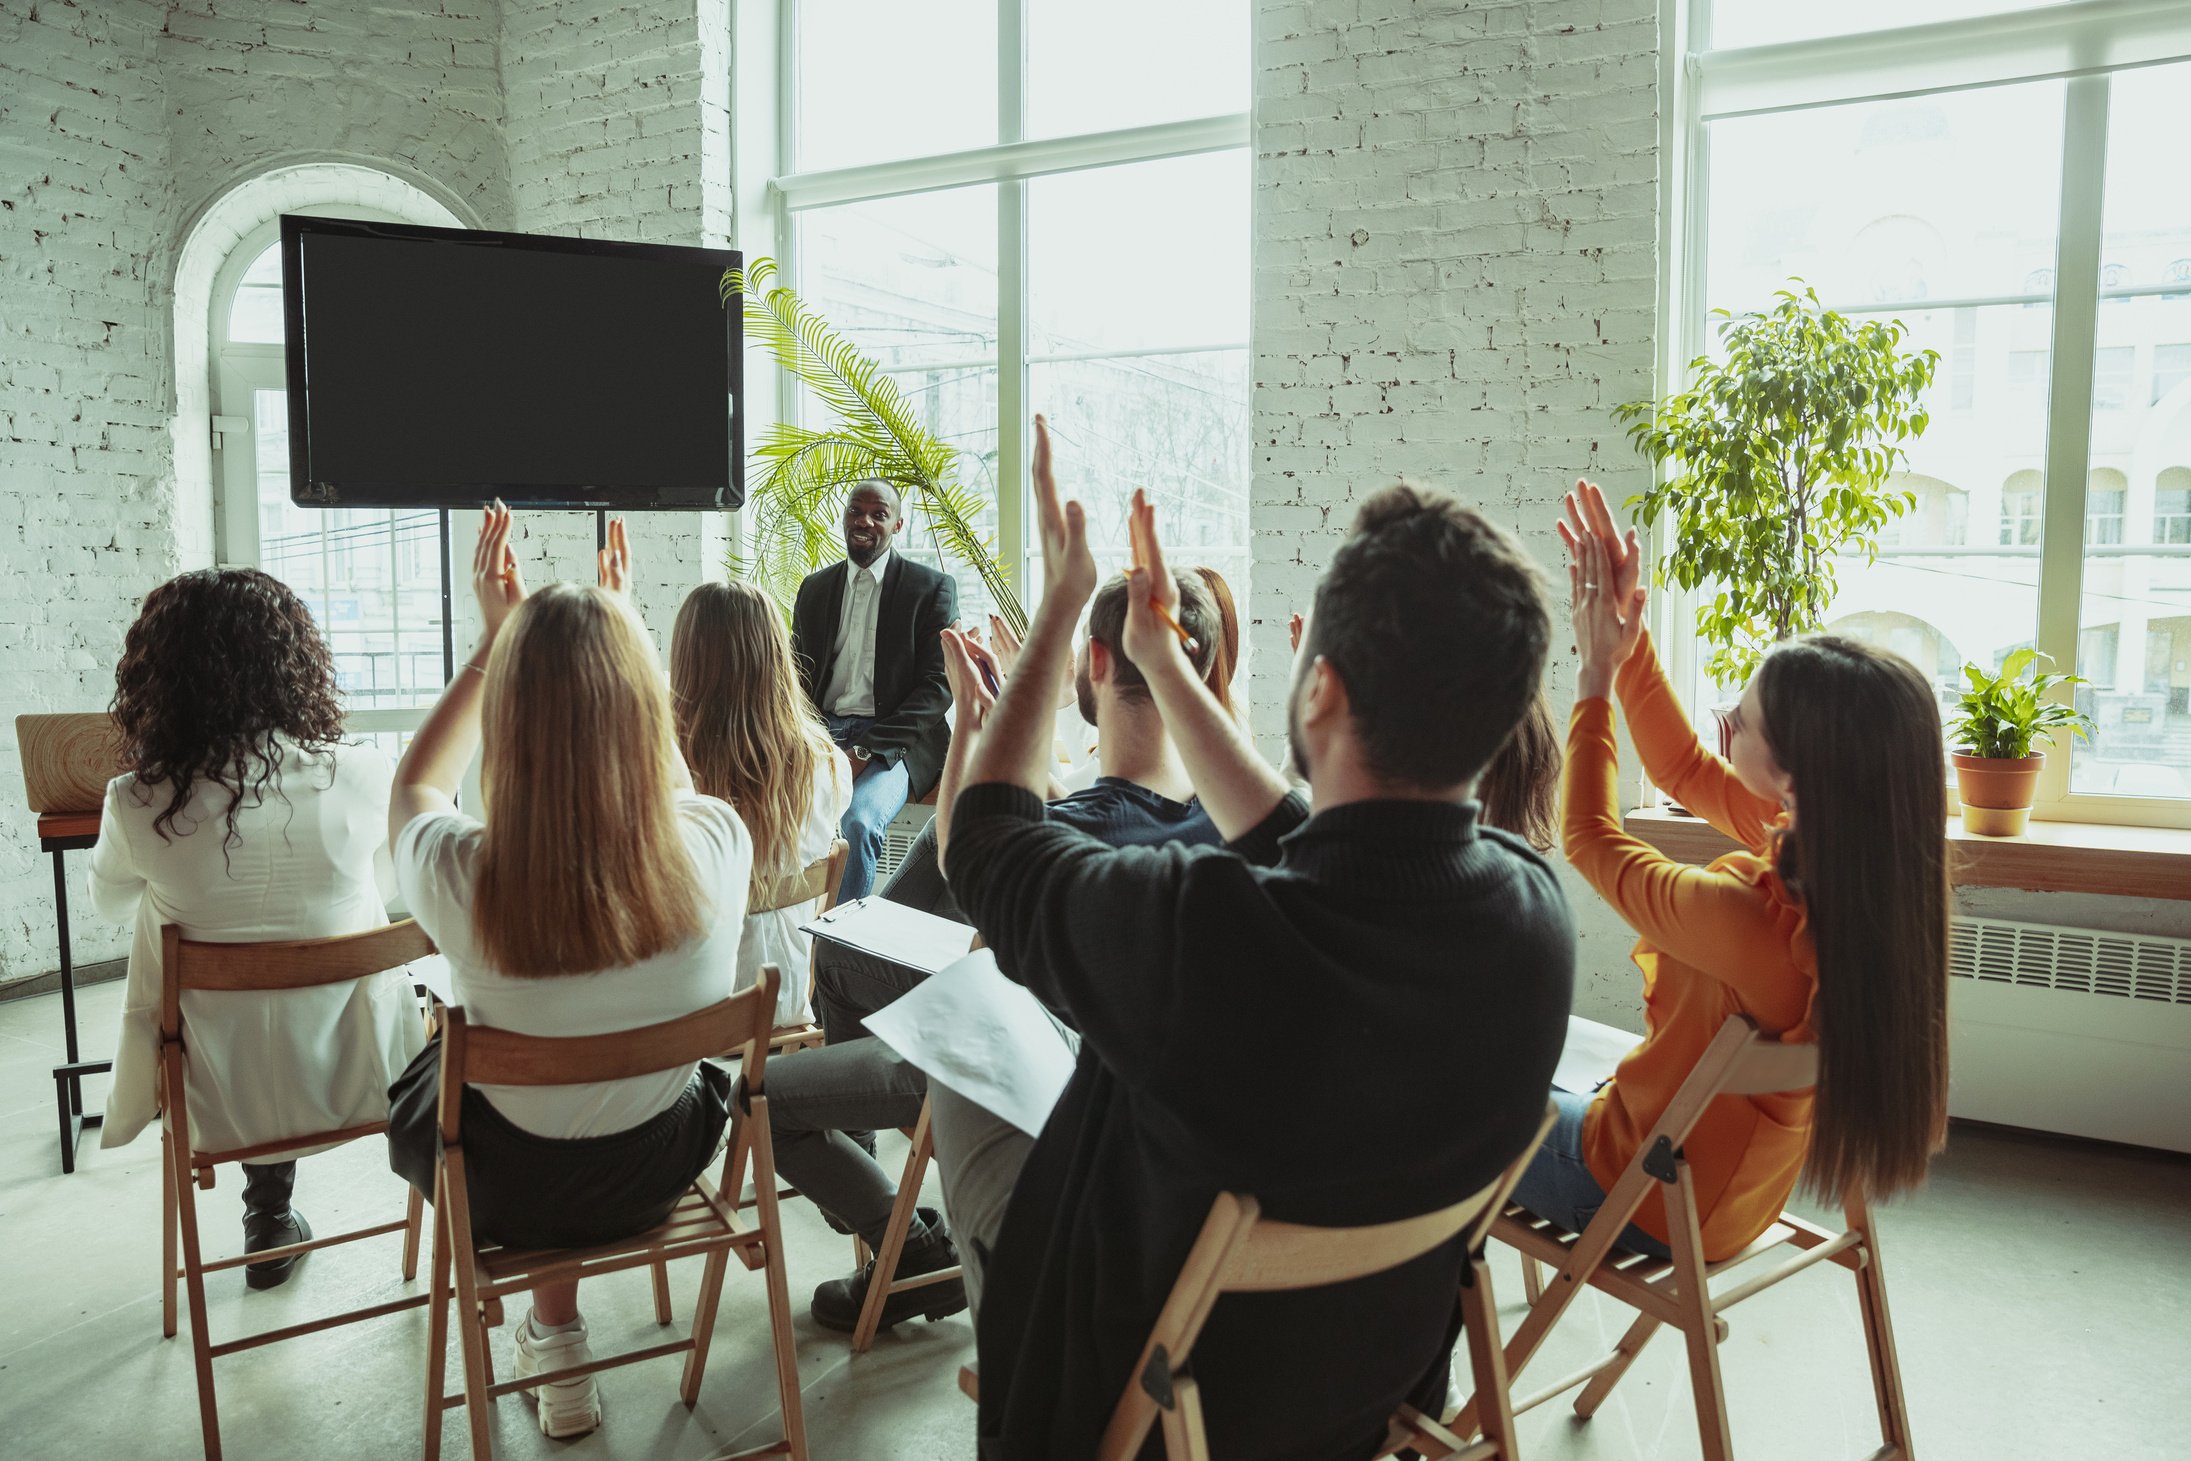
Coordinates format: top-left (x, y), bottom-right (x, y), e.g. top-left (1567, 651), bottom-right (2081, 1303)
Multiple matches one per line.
top-left (1513, 481), bottom-right (1951, 1261)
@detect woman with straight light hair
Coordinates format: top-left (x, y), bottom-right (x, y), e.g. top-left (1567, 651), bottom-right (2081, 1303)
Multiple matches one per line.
top-left (385, 510), bottom-right (754, 1442)
top-left (671, 578), bottom-right (851, 1029)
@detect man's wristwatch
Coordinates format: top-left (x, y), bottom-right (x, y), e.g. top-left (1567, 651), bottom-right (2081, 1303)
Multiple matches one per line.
top-left (852, 744), bottom-right (874, 761)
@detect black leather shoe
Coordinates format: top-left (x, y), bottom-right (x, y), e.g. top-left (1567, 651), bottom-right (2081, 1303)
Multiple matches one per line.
top-left (242, 1160), bottom-right (311, 1291)
top-left (811, 1207), bottom-right (967, 1333)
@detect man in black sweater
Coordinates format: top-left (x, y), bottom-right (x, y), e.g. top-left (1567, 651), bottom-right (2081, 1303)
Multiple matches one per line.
top-left (929, 419), bottom-right (1574, 1461)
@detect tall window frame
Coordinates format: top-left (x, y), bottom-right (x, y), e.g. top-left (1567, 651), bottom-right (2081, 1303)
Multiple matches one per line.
top-left (1667, 0), bottom-right (2191, 829)
top-left (758, 0), bottom-right (1254, 614)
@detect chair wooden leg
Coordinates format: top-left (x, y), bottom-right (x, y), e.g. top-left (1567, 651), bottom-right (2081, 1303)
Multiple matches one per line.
top-left (169, 1122), bottom-right (222, 1461)
top-left (1667, 1165), bottom-right (1735, 1461)
top-left (443, 1162), bottom-right (497, 1461)
top-left (423, 1173), bottom-right (452, 1461)
top-left (1845, 1193), bottom-right (1915, 1455)
top-left (1459, 1255), bottom-right (1517, 1461)
top-left (680, 1248), bottom-right (730, 1407)
top-left (748, 1099), bottom-right (809, 1460)
top-left (1574, 1309), bottom-right (1662, 1418)
top-left (162, 1127), bottom-right (179, 1339)
top-left (402, 1183), bottom-right (424, 1283)
top-left (1449, 1239), bottom-right (1592, 1437)
top-left (1160, 1373), bottom-right (1210, 1461)
top-left (852, 1121), bottom-right (933, 1354)
top-left (1519, 1254), bottom-right (1542, 1305)
top-left (652, 1259), bottom-right (674, 1325)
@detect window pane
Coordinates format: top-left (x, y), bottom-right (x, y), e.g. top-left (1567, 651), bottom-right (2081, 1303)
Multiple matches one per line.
top-left (1028, 152), bottom-right (1249, 356)
top-left (2071, 64), bottom-right (2191, 800)
top-left (227, 241), bottom-right (285, 344)
top-left (1027, 0), bottom-right (1248, 139)
top-left (250, 388), bottom-right (445, 710)
top-left (795, 0), bottom-right (994, 171)
top-left (886, 364), bottom-right (1004, 630)
top-left (1711, 0), bottom-right (2062, 51)
top-left (1819, 305), bottom-right (2051, 713)
top-left (1026, 351), bottom-right (1251, 607)
top-left (798, 185), bottom-right (998, 369)
top-left (1705, 83), bottom-right (2064, 312)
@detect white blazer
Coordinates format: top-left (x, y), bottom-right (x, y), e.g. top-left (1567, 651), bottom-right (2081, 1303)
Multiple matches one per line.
top-left (90, 739), bottom-right (426, 1154)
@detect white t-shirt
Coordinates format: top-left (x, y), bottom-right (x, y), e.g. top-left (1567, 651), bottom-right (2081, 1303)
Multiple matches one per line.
top-left (737, 747), bottom-right (853, 1027)
top-left (90, 740), bottom-right (426, 1154)
top-left (395, 793), bottom-right (753, 1139)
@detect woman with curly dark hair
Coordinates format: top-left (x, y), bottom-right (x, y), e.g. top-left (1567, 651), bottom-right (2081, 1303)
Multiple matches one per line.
top-left (91, 568), bottom-right (424, 1289)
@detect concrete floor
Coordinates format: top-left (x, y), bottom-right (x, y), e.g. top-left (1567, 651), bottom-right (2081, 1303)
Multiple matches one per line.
top-left (3, 977), bottom-right (2185, 1460)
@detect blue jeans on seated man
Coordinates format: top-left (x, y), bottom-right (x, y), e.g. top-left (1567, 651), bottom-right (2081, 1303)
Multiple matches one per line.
top-left (1508, 1086), bottom-right (1672, 1262)
top-left (824, 715), bottom-right (912, 903)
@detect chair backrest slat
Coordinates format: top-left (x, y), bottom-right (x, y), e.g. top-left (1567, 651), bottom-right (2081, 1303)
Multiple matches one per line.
top-left (446, 968), bottom-right (779, 1089)
top-left (1721, 1034), bottom-right (1820, 1096)
top-left (166, 920), bottom-right (436, 994)
top-left (1226, 1184), bottom-right (1500, 1293)
top-left (752, 838), bottom-right (850, 916)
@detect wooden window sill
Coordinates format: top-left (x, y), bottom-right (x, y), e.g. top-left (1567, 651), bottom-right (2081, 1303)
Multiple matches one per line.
top-left (1620, 806), bottom-right (2191, 902)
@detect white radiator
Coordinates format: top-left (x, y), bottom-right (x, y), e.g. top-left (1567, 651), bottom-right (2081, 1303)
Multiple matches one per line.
top-left (873, 802), bottom-right (937, 885)
top-left (1946, 915), bottom-right (2191, 1153)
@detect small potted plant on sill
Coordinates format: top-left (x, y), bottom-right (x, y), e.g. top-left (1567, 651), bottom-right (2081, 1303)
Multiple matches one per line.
top-left (1946, 650), bottom-right (2095, 837)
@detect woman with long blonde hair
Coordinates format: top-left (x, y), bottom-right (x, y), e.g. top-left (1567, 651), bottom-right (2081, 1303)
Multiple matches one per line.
top-left (385, 510), bottom-right (755, 1442)
top-left (671, 579), bottom-right (850, 1028)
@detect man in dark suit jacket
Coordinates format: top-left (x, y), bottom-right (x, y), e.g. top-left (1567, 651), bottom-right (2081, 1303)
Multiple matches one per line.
top-left (791, 480), bottom-right (959, 900)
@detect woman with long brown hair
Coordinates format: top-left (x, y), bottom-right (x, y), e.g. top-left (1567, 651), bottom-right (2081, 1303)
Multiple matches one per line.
top-left (91, 568), bottom-right (424, 1289)
top-left (670, 579), bottom-right (850, 1028)
top-left (386, 510), bottom-right (753, 1441)
top-left (1520, 480), bottom-right (1950, 1262)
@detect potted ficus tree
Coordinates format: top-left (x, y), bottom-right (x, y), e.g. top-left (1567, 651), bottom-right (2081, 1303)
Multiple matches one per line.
top-left (1614, 284), bottom-right (1940, 748)
top-left (721, 258), bottom-right (1026, 634)
top-left (1946, 650), bottom-right (2095, 836)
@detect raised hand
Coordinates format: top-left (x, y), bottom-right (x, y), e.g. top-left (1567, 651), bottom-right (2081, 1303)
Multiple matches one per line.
top-left (941, 627), bottom-right (998, 733)
top-left (1031, 415), bottom-right (1099, 614)
top-left (1121, 486), bottom-right (1188, 675)
top-left (1570, 529), bottom-right (1646, 697)
top-left (597, 517), bottom-right (631, 597)
top-left (472, 500), bottom-right (528, 640)
top-left (1555, 478), bottom-right (1641, 606)
top-left (1288, 611), bottom-right (1305, 656)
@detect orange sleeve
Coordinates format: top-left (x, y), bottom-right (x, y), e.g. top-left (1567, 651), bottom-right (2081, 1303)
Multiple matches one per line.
top-left (1564, 697), bottom-right (1801, 997)
top-left (1614, 632), bottom-right (1781, 852)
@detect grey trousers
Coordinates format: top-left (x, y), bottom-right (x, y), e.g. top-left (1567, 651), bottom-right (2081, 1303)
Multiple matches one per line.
top-left (925, 1008), bottom-right (1080, 1320)
top-left (753, 1038), bottom-right (928, 1252)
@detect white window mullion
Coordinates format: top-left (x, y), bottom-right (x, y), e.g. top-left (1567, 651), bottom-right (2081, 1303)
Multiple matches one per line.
top-left (2030, 73), bottom-right (2113, 811)
top-left (994, 0), bottom-right (1028, 618)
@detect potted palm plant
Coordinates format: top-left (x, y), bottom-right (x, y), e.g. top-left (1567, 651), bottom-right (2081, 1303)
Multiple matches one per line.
top-left (1946, 650), bottom-right (2095, 836)
top-left (1614, 284), bottom-right (1939, 749)
top-left (721, 258), bottom-right (1025, 634)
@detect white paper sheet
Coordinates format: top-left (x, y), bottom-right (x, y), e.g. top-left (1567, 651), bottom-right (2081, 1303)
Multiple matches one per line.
top-left (1553, 1014), bottom-right (1644, 1094)
top-left (863, 950), bottom-right (1077, 1138)
top-left (800, 896), bottom-right (977, 976)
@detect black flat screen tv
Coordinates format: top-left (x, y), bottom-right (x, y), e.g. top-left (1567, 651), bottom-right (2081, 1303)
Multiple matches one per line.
top-left (280, 215), bottom-right (742, 510)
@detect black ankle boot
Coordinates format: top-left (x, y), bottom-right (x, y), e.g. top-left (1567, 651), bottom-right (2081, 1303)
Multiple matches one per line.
top-left (810, 1206), bottom-right (968, 1334)
top-left (241, 1160), bottom-right (311, 1291)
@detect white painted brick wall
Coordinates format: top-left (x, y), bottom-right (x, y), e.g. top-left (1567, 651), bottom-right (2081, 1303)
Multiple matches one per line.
top-left (1, 0), bottom-right (178, 983)
top-left (1252, 0), bottom-right (1662, 1023)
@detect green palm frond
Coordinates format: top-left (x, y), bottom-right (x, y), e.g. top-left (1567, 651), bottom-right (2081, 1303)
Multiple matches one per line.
top-left (724, 258), bottom-right (1025, 634)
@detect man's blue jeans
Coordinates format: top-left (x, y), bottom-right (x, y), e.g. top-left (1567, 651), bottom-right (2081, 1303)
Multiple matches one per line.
top-left (824, 714), bottom-right (911, 902)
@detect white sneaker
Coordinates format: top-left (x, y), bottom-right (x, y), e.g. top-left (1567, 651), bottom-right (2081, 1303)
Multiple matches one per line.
top-left (513, 1314), bottom-right (602, 1438)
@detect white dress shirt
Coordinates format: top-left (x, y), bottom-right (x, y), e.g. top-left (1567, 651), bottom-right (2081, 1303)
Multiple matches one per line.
top-left (90, 740), bottom-right (427, 1154)
top-left (821, 549), bottom-right (891, 718)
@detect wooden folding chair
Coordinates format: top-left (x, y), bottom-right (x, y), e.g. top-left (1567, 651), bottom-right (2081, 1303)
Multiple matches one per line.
top-left (1058, 1104), bottom-right (1556, 1461)
top-left (422, 965), bottom-right (806, 1461)
top-left (1453, 1017), bottom-right (1914, 1461)
top-left (755, 837), bottom-right (850, 1056)
top-left (159, 920), bottom-right (436, 1461)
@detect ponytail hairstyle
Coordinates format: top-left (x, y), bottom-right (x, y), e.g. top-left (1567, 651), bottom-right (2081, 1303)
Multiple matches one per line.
top-left (473, 584), bottom-right (704, 976)
top-left (670, 579), bottom-right (841, 882)
top-left (1476, 692), bottom-right (1560, 852)
top-left (1191, 566), bottom-right (1243, 715)
top-left (1756, 635), bottom-right (1951, 1201)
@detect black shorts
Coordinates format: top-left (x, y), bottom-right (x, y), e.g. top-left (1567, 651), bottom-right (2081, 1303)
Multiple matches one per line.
top-left (386, 1035), bottom-right (732, 1250)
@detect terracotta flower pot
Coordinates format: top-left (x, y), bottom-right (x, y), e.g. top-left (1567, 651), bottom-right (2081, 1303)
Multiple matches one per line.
top-left (1952, 752), bottom-right (2044, 836)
